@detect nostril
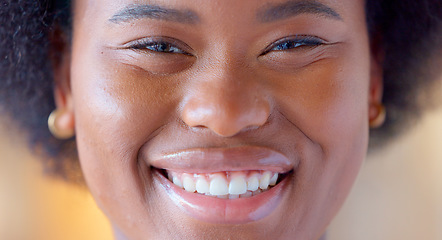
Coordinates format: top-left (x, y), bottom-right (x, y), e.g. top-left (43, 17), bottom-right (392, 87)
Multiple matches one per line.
top-left (181, 106), bottom-right (270, 136)
top-left (180, 87), bottom-right (271, 137)
top-left (241, 125), bottom-right (262, 132)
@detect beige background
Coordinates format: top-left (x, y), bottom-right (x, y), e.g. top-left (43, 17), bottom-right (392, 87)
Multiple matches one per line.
top-left (1, 94), bottom-right (441, 239)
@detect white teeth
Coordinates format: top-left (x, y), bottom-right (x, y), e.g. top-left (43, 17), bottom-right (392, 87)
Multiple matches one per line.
top-left (183, 174), bottom-right (196, 192)
top-left (269, 173), bottom-right (278, 186)
top-left (247, 173), bottom-right (259, 191)
top-left (209, 173), bottom-right (229, 196)
top-left (259, 172), bottom-right (271, 190)
top-left (167, 170), bottom-right (283, 198)
top-left (228, 173), bottom-right (247, 195)
top-left (172, 176), bottom-right (183, 188)
top-left (195, 176), bottom-right (210, 194)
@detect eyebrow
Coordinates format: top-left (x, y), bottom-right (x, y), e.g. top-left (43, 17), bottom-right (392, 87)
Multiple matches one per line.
top-left (257, 0), bottom-right (342, 22)
top-left (109, 4), bottom-right (200, 24)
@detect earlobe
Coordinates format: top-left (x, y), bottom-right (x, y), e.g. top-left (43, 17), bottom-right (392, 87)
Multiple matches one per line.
top-left (48, 109), bottom-right (75, 139)
top-left (369, 102), bottom-right (386, 128)
top-left (368, 42), bottom-right (386, 128)
top-left (49, 27), bottom-right (75, 139)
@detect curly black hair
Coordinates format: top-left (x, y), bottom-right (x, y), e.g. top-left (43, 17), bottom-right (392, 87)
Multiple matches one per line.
top-left (0, 0), bottom-right (441, 183)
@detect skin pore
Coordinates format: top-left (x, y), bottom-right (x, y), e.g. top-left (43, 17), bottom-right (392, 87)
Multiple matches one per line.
top-left (54, 0), bottom-right (382, 239)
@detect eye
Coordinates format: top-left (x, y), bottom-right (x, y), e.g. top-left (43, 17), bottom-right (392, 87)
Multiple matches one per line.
top-left (126, 37), bottom-right (191, 55)
top-left (262, 35), bottom-right (325, 55)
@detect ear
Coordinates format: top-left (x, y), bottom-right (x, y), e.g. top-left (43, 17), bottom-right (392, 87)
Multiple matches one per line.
top-left (368, 37), bottom-right (385, 127)
top-left (50, 27), bottom-right (75, 135)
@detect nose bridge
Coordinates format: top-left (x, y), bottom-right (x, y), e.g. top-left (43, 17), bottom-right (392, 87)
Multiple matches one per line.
top-left (181, 60), bottom-right (270, 137)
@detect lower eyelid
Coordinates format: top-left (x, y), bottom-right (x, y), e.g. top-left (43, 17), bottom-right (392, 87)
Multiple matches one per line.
top-left (117, 52), bottom-right (196, 75)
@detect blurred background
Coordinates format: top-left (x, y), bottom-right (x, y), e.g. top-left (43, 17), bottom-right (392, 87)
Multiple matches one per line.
top-left (1, 86), bottom-right (441, 240)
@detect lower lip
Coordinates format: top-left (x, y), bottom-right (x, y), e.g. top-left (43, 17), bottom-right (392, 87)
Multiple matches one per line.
top-left (153, 169), bottom-right (290, 224)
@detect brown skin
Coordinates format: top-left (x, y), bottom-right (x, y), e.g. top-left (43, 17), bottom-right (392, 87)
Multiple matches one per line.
top-left (54, 0), bottom-right (383, 239)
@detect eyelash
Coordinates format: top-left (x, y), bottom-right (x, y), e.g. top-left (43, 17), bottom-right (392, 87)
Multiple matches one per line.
top-left (262, 35), bottom-right (325, 55)
top-left (126, 35), bottom-right (325, 55)
top-left (127, 39), bottom-right (191, 55)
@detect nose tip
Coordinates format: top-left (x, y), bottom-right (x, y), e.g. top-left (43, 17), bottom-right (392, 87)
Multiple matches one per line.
top-left (181, 96), bottom-right (270, 137)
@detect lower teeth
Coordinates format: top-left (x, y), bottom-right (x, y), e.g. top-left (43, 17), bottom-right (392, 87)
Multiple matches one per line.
top-left (206, 188), bottom-right (267, 199)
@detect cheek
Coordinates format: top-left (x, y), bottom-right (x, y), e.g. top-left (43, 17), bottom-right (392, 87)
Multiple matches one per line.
top-left (70, 49), bottom-right (178, 207)
top-left (274, 50), bottom-right (370, 149)
top-left (271, 43), bottom-right (370, 231)
top-left (275, 45), bottom-right (371, 165)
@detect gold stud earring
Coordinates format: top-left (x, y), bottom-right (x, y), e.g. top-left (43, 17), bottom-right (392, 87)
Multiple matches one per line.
top-left (48, 110), bottom-right (74, 139)
top-left (369, 103), bottom-right (386, 128)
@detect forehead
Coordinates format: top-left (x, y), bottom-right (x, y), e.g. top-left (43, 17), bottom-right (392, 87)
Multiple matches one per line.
top-left (73, 0), bottom-right (365, 25)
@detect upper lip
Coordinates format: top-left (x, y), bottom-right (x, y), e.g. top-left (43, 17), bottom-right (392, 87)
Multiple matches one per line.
top-left (148, 146), bottom-right (296, 173)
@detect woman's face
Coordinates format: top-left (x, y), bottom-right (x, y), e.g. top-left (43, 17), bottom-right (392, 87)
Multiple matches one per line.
top-left (59, 0), bottom-right (381, 239)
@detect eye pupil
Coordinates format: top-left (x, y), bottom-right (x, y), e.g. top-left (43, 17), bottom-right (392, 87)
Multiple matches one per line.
top-left (269, 37), bottom-right (323, 53)
top-left (276, 41), bottom-right (305, 50)
top-left (157, 43), bottom-right (170, 52)
top-left (128, 38), bottom-right (191, 55)
top-left (144, 42), bottom-right (180, 53)
top-left (282, 42), bottom-right (291, 50)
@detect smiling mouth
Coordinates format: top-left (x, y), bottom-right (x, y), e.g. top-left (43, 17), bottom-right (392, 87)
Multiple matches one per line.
top-left (159, 169), bottom-right (291, 199)
top-left (148, 146), bottom-right (296, 223)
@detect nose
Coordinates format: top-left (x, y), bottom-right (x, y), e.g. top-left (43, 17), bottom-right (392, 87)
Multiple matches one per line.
top-left (181, 68), bottom-right (270, 137)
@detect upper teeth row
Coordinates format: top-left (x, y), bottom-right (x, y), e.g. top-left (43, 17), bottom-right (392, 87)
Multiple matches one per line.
top-left (167, 171), bottom-right (279, 197)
